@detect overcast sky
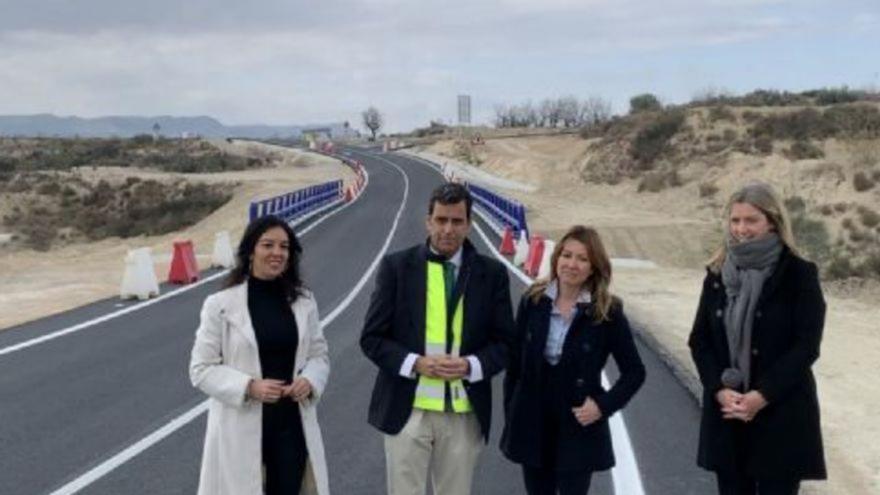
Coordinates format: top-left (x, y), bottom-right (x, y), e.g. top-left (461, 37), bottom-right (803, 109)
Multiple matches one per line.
top-left (0, 0), bottom-right (877, 133)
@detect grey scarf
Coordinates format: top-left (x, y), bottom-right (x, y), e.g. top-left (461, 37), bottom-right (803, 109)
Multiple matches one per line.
top-left (720, 233), bottom-right (782, 391)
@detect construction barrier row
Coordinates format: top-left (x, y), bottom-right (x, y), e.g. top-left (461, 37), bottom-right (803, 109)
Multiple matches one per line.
top-left (249, 180), bottom-right (343, 222)
top-left (122, 144), bottom-right (368, 300)
top-left (120, 231), bottom-right (236, 300)
top-left (467, 184), bottom-right (528, 237)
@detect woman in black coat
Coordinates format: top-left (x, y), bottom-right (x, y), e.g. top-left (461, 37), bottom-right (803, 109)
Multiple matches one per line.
top-left (501, 225), bottom-right (646, 495)
top-left (688, 182), bottom-right (826, 495)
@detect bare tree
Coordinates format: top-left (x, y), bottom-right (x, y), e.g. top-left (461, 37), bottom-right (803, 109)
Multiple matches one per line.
top-left (580, 96), bottom-right (612, 126)
top-left (362, 106), bottom-right (383, 140)
top-left (558, 95), bottom-right (581, 127)
top-left (494, 104), bottom-right (511, 128)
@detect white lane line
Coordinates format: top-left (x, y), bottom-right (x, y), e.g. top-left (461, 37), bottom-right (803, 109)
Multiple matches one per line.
top-left (0, 270), bottom-right (228, 358)
top-left (406, 152), bottom-right (647, 495)
top-left (46, 151), bottom-right (406, 495)
top-left (0, 166), bottom-right (370, 358)
top-left (47, 402), bottom-right (210, 495)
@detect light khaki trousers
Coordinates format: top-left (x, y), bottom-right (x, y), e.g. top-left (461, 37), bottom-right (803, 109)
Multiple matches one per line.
top-left (384, 409), bottom-right (483, 495)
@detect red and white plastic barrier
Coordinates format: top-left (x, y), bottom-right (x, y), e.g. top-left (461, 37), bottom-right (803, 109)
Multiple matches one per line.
top-left (168, 240), bottom-right (200, 284)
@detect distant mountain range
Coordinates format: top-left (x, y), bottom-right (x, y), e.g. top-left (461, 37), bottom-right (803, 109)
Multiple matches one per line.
top-left (0, 114), bottom-right (356, 139)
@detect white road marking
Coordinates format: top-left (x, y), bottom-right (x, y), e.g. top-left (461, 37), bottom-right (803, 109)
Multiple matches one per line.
top-left (46, 151), bottom-right (407, 495)
top-left (0, 167), bottom-right (370, 358)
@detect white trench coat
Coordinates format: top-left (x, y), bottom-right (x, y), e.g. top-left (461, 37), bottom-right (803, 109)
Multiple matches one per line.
top-left (189, 282), bottom-right (330, 495)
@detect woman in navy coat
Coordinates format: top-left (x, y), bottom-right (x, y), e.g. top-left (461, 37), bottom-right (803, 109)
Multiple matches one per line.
top-left (689, 182), bottom-right (826, 495)
top-left (501, 225), bottom-right (645, 495)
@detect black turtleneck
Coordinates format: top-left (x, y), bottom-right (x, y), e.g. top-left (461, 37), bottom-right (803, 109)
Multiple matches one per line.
top-left (247, 277), bottom-right (299, 382)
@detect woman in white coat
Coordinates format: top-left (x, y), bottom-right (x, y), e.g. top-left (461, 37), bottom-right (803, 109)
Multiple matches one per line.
top-left (190, 215), bottom-right (330, 495)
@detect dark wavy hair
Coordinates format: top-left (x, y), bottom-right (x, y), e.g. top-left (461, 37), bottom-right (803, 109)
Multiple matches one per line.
top-left (224, 215), bottom-right (304, 302)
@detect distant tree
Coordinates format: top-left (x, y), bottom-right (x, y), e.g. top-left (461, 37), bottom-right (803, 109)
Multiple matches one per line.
top-left (494, 104), bottom-right (511, 127)
top-left (629, 93), bottom-right (662, 114)
top-left (580, 96), bottom-right (612, 126)
top-left (558, 95), bottom-right (581, 127)
top-left (362, 107), bottom-right (383, 140)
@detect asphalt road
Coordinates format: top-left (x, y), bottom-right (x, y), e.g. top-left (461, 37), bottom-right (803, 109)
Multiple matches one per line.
top-left (0, 147), bottom-right (715, 494)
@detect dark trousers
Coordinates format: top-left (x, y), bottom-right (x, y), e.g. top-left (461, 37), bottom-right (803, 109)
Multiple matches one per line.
top-left (716, 474), bottom-right (800, 495)
top-left (523, 465), bottom-right (593, 495)
top-left (263, 401), bottom-right (308, 495)
top-left (520, 362), bottom-right (593, 495)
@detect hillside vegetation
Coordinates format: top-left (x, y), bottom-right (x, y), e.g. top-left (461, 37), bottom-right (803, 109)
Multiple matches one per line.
top-left (0, 137), bottom-right (262, 250)
top-left (423, 88), bottom-right (880, 280)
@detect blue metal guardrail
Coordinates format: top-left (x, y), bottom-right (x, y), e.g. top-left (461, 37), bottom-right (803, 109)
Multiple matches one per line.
top-left (249, 180), bottom-right (343, 222)
top-left (466, 184), bottom-right (528, 236)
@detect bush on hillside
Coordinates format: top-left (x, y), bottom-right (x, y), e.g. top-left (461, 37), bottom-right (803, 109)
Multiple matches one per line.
top-left (853, 171), bottom-right (875, 192)
top-left (784, 196), bottom-right (806, 214)
top-left (858, 206), bottom-right (880, 228)
top-left (785, 140), bottom-right (825, 160)
top-left (750, 108), bottom-right (831, 141)
top-left (699, 182), bottom-right (719, 197)
top-left (824, 104), bottom-right (880, 137)
top-left (791, 214), bottom-right (831, 262)
top-left (708, 106), bottom-right (736, 122)
top-left (629, 93), bottom-right (662, 114)
top-left (825, 251), bottom-right (857, 279)
top-left (804, 86), bottom-right (864, 105)
top-left (637, 169), bottom-right (682, 192)
top-left (630, 110), bottom-right (686, 166)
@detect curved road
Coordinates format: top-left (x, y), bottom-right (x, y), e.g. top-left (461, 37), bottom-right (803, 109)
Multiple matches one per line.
top-left (0, 147), bottom-right (714, 494)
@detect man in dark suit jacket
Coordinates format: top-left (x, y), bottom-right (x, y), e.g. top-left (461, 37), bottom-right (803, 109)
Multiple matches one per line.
top-left (361, 182), bottom-right (514, 495)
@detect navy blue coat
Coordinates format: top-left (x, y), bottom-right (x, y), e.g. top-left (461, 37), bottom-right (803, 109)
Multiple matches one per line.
top-left (688, 249), bottom-right (827, 479)
top-left (500, 293), bottom-right (645, 471)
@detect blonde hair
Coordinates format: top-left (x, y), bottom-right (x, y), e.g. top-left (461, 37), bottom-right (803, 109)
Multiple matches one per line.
top-left (707, 181), bottom-right (800, 272)
top-left (526, 225), bottom-right (616, 322)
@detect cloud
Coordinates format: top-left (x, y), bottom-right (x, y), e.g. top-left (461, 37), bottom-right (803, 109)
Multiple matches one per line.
top-left (0, 1), bottom-right (875, 132)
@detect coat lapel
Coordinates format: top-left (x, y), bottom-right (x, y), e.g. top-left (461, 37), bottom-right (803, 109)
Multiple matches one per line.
top-left (230, 282), bottom-right (258, 349)
top-left (291, 294), bottom-right (309, 376)
top-left (408, 248), bottom-right (427, 353)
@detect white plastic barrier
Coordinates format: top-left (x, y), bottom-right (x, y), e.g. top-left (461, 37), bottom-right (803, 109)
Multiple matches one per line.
top-left (513, 230), bottom-right (530, 267)
top-left (537, 239), bottom-right (556, 280)
top-left (120, 247), bottom-right (160, 300)
top-left (211, 231), bottom-right (236, 269)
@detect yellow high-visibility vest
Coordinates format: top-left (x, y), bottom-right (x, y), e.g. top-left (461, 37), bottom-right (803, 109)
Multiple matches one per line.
top-left (413, 261), bottom-right (472, 413)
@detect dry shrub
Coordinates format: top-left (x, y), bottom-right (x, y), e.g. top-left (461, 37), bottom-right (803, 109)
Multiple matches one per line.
top-left (630, 110), bottom-right (686, 167)
top-left (708, 106), bottom-right (736, 123)
top-left (853, 171), bottom-right (875, 192)
top-left (754, 136), bottom-right (773, 154)
top-left (699, 182), bottom-right (719, 198)
top-left (826, 251), bottom-right (857, 280)
top-left (785, 140), bottom-right (825, 160)
top-left (791, 213), bottom-right (831, 262)
top-left (637, 169), bottom-right (682, 193)
top-left (784, 196), bottom-right (807, 214)
top-left (819, 204), bottom-right (834, 216)
top-left (858, 206), bottom-right (880, 228)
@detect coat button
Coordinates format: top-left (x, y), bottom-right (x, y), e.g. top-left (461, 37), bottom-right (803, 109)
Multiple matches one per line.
top-left (752, 348), bottom-right (759, 356)
top-left (713, 282), bottom-right (720, 289)
top-left (715, 309), bottom-right (723, 318)
top-left (756, 311), bottom-right (762, 318)
top-left (576, 378), bottom-right (585, 387)
top-left (581, 343), bottom-right (591, 353)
